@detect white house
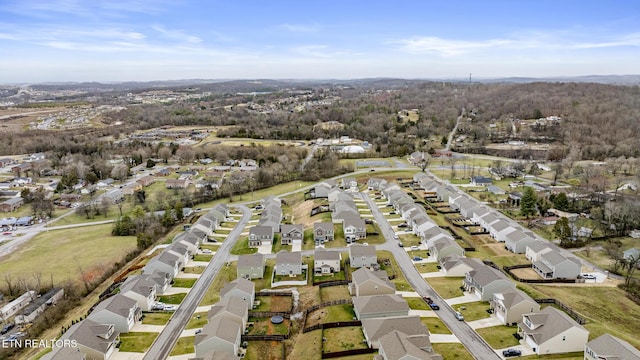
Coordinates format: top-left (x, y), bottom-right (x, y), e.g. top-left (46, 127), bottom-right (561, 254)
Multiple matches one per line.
top-left (518, 307), bottom-right (589, 355)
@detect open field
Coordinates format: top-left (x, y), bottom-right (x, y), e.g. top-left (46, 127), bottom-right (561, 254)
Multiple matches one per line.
top-left (141, 312), bottom-right (172, 325)
top-left (0, 224), bottom-right (136, 285)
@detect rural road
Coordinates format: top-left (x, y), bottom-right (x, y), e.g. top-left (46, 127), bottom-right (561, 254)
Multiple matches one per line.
top-left (445, 107), bottom-right (465, 151)
top-left (360, 192), bottom-right (501, 360)
top-left (142, 204), bottom-right (251, 360)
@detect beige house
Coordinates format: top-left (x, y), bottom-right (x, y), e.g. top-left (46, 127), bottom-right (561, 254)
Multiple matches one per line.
top-left (349, 245), bottom-right (377, 268)
top-left (43, 319), bottom-right (119, 360)
top-left (119, 276), bottom-right (157, 311)
top-left (87, 294), bottom-right (141, 333)
top-left (352, 294), bottom-right (409, 320)
top-left (195, 317), bottom-right (242, 358)
top-left (491, 288), bottom-right (540, 325)
top-left (518, 307), bottom-right (589, 355)
top-left (439, 255), bottom-right (483, 277)
top-left (314, 249), bottom-right (341, 274)
top-left (207, 296), bottom-right (250, 330)
top-left (361, 315), bottom-right (429, 349)
top-left (349, 267), bottom-right (395, 297)
top-left (377, 330), bottom-right (443, 360)
top-left (584, 333), bottom-right (640, 360)
top-left (219, 278), bottom-right (255, 304)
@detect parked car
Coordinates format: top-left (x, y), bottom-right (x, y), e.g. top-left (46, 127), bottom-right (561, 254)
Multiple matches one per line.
top-left (398, 223), bottom-right (408, 228)
top-left (454, 311), bottom-right (465, 321)
top-left (581, 273), bottom-right (596, 280)
top-left (502, 349), bottom-right (522, 357)
top-left (2, 232), bottom-right (11, 236)
top-left (397, 242), bottom-right (404, 247)
top-left (413, 256), bottom-right (423, 261)
top-left (423, 297), bottom-right (439, 310)
top-left (201, 249), bottom-right (213, 254)
top-left (411, 246), bottom-right (419, 250)
top-left (151, 302), bottom-right (165, 311)
top-left (163, 305), bottom-right (177, 311)
top-left (1, 323), bottom-right (15, 334)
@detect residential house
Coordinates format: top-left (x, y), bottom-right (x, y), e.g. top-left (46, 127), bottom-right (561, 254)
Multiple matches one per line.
top-left (343, 218), bottom-right (367, 242)
top-left (219, 278), bottom-right (255, 304)
top-left (504, 229), bottom-right (538, 254)
top-left (624, 247), bottom-right (640, 261)
top-left (156, 168), bottom-right (171, 176)
top-left (349, 245), bottom-right (377, 268)
top-left (43, 319), bottom-right (119, 360)
top-left (207, 296), bottom-right (250, 330)
top-left (103, 189), bottom-right (123, 204)
top-left (120, 276), bottom-right (157, 311)
top-left (166, 179), bottom-right (189, 189)
top-left (313, 222), bottom-right (334, 244)
top-left (428, 238), bottom-right (465, 261)
top-left (377, 330), bottom-right (443, 360)
top-left (87, 294), bottom-right (141, 333)
top-left (518, 307), bottom-right (589, 355)
top-left (0, 290), bottom-right (35, 320)
top-left (367, 178), bottom-right (387, 191)
top-left (314, 249), bottom-right (341, 274)
top-left (436, 185), bottom-right (455, 202)
top-left (275, 251), bottom-right (304, 276)
top-left (491, 288), bottom-right (540, 326)
top-left (143, 252), bottom-right (181, 279)
top-left (533, 250), bottom-right (581, 279)
top-left (165, 243), bottom-right (190, 266)
top-left (463, 264), bottom-right (515, 301)
top-left (349, 267), bottom-right (395, 297)
top-left (489, 219), bottom-right (513, 242)
top-left (136, 175), bottom-right (155, 187)
top-left (194, 317), bottom-right (242, 358)
top-left (352, 294), bottom-right (410, 320)
top-left (361, 316), bottom-right (429, 349)
top-left (146, 270), bottom-right (171, 295)
top-left (248, 226), bottom-right (274, 247)
top-left (0, 197), bottom-right (23, 212)
top-left (439, 255), bottom-right (483, 277)
top-left (408, 151), bottom-right (428, 165)
top-left (584, 333), bottom-right (640, 360)
top-left (0, 158), bottom-right (14, 167)
top-left (310, 182), bottom-right (334, 198)
top-left (487, 185), bottom-right (506, 195)
top-left (471, 176), bottom-right (492, 186)
top-left (237, 254), bottom-right (265, 279)
top-left (280, 224), bottom-right (303, 246)
top-left (525, 241), bottom-right (553, 262)
top-left (341, 177), bottom-right (358, 192)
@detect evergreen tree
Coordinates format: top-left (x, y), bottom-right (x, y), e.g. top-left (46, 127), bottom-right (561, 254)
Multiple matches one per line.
top-left (552, 192), bottom-right (569, 211)
top-left (520, 187), bottom-right (537, 218)
top-left (553, 217), bottom-right (573, 247)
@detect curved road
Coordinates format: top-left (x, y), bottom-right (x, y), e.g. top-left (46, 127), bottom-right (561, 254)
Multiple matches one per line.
top-left (142, 204), bottom-right (251, 360)
top-left (359, 193), bottom-right (500, 360)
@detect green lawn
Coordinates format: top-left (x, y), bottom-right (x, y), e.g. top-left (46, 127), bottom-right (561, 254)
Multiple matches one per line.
top-left (320, 284), bottom-right (351, 302)
top-left (432, 343), bottom-right (474, 360)
top-left (182, 266), bottom-right (205, 274)
top-left (377, 250), bottom-right (412, 291)
top-left (185, 312), bottom-right (208, 329)
top-left (520, 353), bottom-right (584, 360)
top-left (157, 293), bottom-right (187, 304)
top-left (322, 327), bottom-right (368, 353)
top-left (425, 277), bottom-right (464, 299)
top-left (230, 236), bottom-right (258, 255)
top-left (325, 304), bottom-right (356, 323)
top-left (421, 317), bottom-right (451, 334)
top-left (418, 262), bottom-right (440, 273)
top-left (141, 312), bottom-right (172, 325)
top-left (199, 259), bottom-right (238, 305)
top-left (477, 325), bottom-right (520, 349)
top-left (118, 332), bottom-right (159, 353)
top-left (169, 336), bottom-right (195, 356)
top-left (192, 254), bottom-right (213, 262)
top-left (314, 270), bottom-right (347, 283)
top-left (171, 278), bottom-right (197, 288)
top-left (0, 224), bottom-right (136, 286)
top-left (405, 297), bottom-right (430, 310)
top-left (453, 301), bottom-right (491, 322)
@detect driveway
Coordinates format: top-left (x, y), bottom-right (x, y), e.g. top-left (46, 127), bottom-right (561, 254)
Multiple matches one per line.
top-left (429, 334), bottom-right (461, 343)
top-left (421, 271), bottom-right (445, 278)
top-left (409, 309), bottom-right (437, 317)
top-left (257, 243), bottom-right (272, 254)
top-left (445, 294), bottom-right (480, 306)
top-left (468, 316), bottom-right (503, 330)
top-left (497, 343), bottom-right (536, 358)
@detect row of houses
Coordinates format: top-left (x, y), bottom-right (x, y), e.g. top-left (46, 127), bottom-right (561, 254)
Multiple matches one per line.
top-left (193, 278), bottom-right (255, 359)
top-left (248, 196), bottom-right (283, 248)
top-left (347, 267), bottom-right (443, 359)
top-left (43, 206), bottom-right (232, 360)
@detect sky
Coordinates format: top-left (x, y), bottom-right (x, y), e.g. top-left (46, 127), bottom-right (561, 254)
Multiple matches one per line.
top-left (0, 0), bottom-right (639, 83)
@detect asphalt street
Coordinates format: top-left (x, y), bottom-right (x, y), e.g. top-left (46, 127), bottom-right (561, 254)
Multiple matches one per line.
top-left (142, 204), bottom-right (251, 360)
top-left (360, 193), bottom-right (501, 360)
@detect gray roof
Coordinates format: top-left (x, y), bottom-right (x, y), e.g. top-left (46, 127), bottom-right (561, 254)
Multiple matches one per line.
top-left (314, 222), bottom-right (334, 232)
top-left (440, 255), bottom-right (483, 272)
top-left (467, 265), bottom-right (511, 287)
top-left (46, 346), bottom-right (87, 360)
top-left (280, 223), bottom-right (303, 235)
top-left (491, 219), bottom-right (511, 232)
top-left (586, 333), bottom-right (640, 360)
top-left (237, 254), bottom-right (264, 268)
top-left (276, 251), bottom-right (302, 265)
top-left (207, 296), bottom-right (249, 321)
top-left (121, 276), bottom-right (155, 297)
top-left (344, 217), bottom-right (366, 229)
top-left (350, 245), bottom-right (376, 258)
top-left (196, 317), bottom-right (241, 346)
top-left (540, 250), bottom-right (581, 267)
top-left (521, 307), bottom-right (586, 346)
top-left (493, 288), bottom-right (536, 309)
top-left (351, 267), bottom-right (394, 291)
top-left (314, 249), bottom-right (341, 261)
top-left (526, 240), bottom-right (550, 253)
top-left (361, 315), bottom-right (429, 343)
top-left (220, 278), bottom-right (255, 299)
top-left (378, 330), bottom-right (441, 360)
top-left (250, 225), bottom-right (273, 237)
top-left (90, 294), bottom-right (137, 318)
top-left (67, 319), bottom-right (118, 354)
top-left (352, 294), bottom-right (409, 315)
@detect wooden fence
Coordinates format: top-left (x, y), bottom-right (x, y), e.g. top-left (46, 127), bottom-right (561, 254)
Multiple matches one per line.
top-left (303, 320), bottom-right (362, 333)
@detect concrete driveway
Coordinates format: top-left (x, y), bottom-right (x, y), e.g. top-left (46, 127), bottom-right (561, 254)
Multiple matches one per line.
top-left (421, 271), bottom-right (444, 278)
top-left (429, 334), bottom-right (461, 343)
top-left (497, 343), bottom-right (536, 358)
top-left (468, 316), bottom-right (503, 330)
top-left (446, 293), bottom-right (479, 306)
top-left (257, 243), bottom-right (272, 254)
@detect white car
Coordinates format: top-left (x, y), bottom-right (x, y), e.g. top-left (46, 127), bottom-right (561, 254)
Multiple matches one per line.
top-left (411, 246), bottom-right (419, 250)
top-left (163, 305), bottom-right (177, 311)
top-left (581, 273), bottom-right (597, 280)
top-left (201, 249), bottom-right (213, 254)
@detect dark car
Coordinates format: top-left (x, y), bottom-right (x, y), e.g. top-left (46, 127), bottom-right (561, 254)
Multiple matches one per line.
top-left (502, 349), bottom-right (522, 357)
top-left (429, 303), bottom-right (440, 310)
top-left (398, 223), bottom-right (408, 228)
top-left (1, 323), bottom-right (15, 334)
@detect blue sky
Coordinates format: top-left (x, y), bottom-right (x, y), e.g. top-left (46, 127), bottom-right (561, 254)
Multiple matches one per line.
top-left (0, 0), bottom-right (639, 82)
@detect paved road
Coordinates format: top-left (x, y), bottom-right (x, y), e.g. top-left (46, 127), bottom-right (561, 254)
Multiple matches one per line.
top-left (142, 204), bottom-right (251, 360)
top-left (360, 193), bottom-right (501, 360)
top-left (445, 108), bottom-right (465, 151)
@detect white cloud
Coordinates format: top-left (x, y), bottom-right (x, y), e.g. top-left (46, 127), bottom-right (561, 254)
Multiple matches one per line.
top-left (152, 25), bottom-right (202, 44)
top-left (277, 23), bottom-right (319, 33)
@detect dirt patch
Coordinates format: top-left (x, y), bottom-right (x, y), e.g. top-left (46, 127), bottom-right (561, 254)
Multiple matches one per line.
top-left (292, 200), bottom-right (317, 228)
top-left (510, 267), bottom-right (541, 280)
top-left (483, 242), bottom-right (513, 256)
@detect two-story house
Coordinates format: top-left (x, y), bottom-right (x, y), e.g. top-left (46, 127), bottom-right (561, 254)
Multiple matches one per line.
top-left (361, 316), bottom-right (430, 349)
top-left (87, 294), bottom-right (141, 333)
top-left (237, 254), bottom-right (265, 279)
top-left (352, 294), bottom-right (409, 320)
top-left (120, 276), bottom-right (157, 311)
top-left (584, 333), bottom-right (640, 360)
top-left (349, 267), bottom-right (395, 297)
top-left (518, 307), bottom-right (589, 355)
top-left (219, 278), bottom-right (255, 305)
top-left (313, 222), bottom-right (335, 244)
top-left (343, 218), bottom-right (366, 242)
top-left (248, 225), bottom-right (274, 248)
top-left (349, 245), bottom-right (377, 268)
top-left (491, 288), bottom-right (540, 326)
top-left (280, 224), bottom-right (304, 246)
top-left (313, 249), bottom-right (341, 274)
top-left (43, 319), bottom-right (119, 360)
top-left (463, 265), bottom-right (515, 301)
top-left (532, 250), bottom-right (581, 279)
top-left (275, 251), bottom-right (304, 276)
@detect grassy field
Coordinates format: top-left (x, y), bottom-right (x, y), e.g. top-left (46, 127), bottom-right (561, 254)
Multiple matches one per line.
top-left (405, 296), bottom-right (430, 310)
top-left (0, 224), bottom-right (136, 285)
top-left (526, 284), bottom-right (640, 349)
top-left (432, 343), bottom-right (474, 360)
top-left (185, 312), bottom-right (208, 329)
top-left (425, 277), bottom-right (465, 299)
top-left (322, 327), bottom-right (368, 353)
top-left (453, 301), bottom-right (491, 322)
top-left (157, 292), bottom-right (187, 304)
top-left (520, 353), bottom-right (583, 360)
top-left (182, 266), bottom-right (205, 274)
top-left (477, 325), bottom-right (520, 349)
top-left (286, 330), bottom-right (321, 360)
top-left (377, 250), bottom-right (412, 291)
top-left (245, 340), bottom-right (285, 360)
top-left (231, 236), bottom-right (258, 255)
top-left (169, 336), bottom-right (195, 356)
top-left (118, 332), bottom-right (159, 353)
top-left (199, 259), bottom-right (238, 305)
top-left (319, 284), bottom-right (351, 302)
top-left (253, 295), bottom-right (293, 312)
top-left (171, 278), bottom-right (197, 288)
top-left (141, 312), bottom-right (172, 325)
top-left (421, 317), bottom-right (451, 334)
